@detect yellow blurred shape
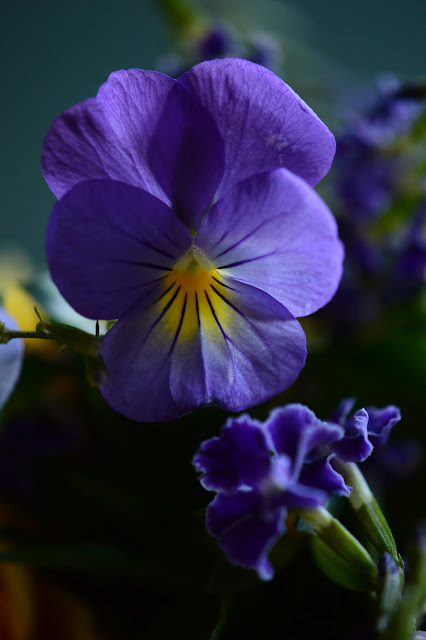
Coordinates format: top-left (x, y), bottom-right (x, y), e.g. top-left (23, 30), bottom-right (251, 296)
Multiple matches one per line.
top-left (2, 285), bottom-right (54, 355)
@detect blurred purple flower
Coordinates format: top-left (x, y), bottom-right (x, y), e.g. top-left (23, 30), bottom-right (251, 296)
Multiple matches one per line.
top-left (335, 76), bottom-right (423, 218)
top-left (0, 307), bottom-right (23, 410)
top-left (43, 59), bottom-right (342, 422)
top-left (193, 404), bottom-right (345, 579)
top-left (392, 203), bottom-right (426, 293)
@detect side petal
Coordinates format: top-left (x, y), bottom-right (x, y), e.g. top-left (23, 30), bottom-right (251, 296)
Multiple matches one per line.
top-left (100, 278), bottom-right (306, 421)
top-left (192, 415), bottom-right (271, 494)
top-left (179, 58), bottom-right (336, 199)
top-left (195, 169), bottom-right (344, 318)
top-left (46, 180), bottom-right (192, 320)
top-left (206, 491), bottom-right (286, 581)
top-left (42, 68), bottom-right (224, 226)
top-left (42, 70), bottom-right (176, 200)
top-left (0, 308), bottom-right (24, 410)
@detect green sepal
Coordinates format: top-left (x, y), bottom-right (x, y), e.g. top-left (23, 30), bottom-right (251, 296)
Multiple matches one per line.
top-left (311, 535), bottom-right (376, 592)
top-left (337, 462), bottom-right (400, 566)
top-left (37, 320), bottom-right (101, 357)
top-left (357, 498), bottom-right (400, 565)
top-left (299, 507), bottom-right (378, 587)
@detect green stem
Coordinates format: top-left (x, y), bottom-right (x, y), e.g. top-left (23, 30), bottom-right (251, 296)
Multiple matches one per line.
top-left (154, 0), bottom-right (201, 33)
top-left (0, 326), bottom-right (53, 342)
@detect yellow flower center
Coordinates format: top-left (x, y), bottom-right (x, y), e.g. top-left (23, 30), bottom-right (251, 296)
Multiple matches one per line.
top-left (153, 245), bottom-right (233, 344)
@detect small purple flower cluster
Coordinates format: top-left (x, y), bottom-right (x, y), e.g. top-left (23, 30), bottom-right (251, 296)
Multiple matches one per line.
top-left (193, 400), bottom-right (400, 579)
top-left (335, 76), bottom-right (423, 219)
top-left (161, 22), bottom-right (280, 79)
top-left (327, 77), bottom-right (426, 332)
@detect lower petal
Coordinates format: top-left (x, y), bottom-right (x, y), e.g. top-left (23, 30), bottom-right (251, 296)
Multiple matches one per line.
top-left (100, 276), bottom-right (306, 421)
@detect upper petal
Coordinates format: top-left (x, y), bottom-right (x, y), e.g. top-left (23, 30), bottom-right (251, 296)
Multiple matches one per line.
top-left (148, 82), bottom-right (225, 229)
top-left (46, 179), bottom-right (192, 320)
top-left (42, 69), bottom-right (225, 229)
top-left (0, 308), bottom-right (24, 410)
top-left (195, 169), bottom-right (344, 317)
top-left (179, 58), bottom-right (336, 199)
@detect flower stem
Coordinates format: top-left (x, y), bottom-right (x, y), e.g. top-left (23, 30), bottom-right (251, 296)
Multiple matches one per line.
top-left (155, 0), bottom-right (201, 33)
top-left (0, 324), bottom-right (52, 342)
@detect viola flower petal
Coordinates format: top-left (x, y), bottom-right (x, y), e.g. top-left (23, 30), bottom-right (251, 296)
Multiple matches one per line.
top-left (195, 168), bottom-right (344, 317)
top-left (0, 308), bottom-right (24, 410)
top-left (179, 58), bottom-right (336, 198)
top-left (46, 180), bottom-right (192, 320)
top-left (193, 415), bottom-right (271, 494)
top-left (42, 70), bottom-right (180, 201)
top-left (100, 275), bottom-right (306, 421)
top-left (206, 491), bottom-right (286, 581)
top-left (179, 278), bottom-right (307, 413)
top-left (148, 83), bottom-right (225, 230)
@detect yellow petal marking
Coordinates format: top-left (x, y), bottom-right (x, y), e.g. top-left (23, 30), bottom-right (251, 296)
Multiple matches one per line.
top-left (152, 253), bottom-right (233, 346)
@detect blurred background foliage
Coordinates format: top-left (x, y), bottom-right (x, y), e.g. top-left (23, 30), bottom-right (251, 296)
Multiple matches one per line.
top-left (0, 1), bottom-right (425, 638)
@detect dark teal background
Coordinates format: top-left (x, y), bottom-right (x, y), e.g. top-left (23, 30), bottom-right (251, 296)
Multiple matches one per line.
top-left (1, 0), bottom-right (424, 267)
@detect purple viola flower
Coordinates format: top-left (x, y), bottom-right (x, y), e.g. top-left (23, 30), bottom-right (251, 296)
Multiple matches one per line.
top-left (193, 404), bottom-right (345, 579)
top-left (329, 398), bottom-right (401, 463)
top-left (0, 307), bottom-right (24, 410)
top-left (43, 59), bottom-right (343, 422)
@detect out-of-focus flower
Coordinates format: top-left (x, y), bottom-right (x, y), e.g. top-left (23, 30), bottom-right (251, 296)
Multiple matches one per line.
top-left (42, 59), bottom-right (342, 422)
top-left (335, 76), bottom-right (424, 219)
top-left (0, 411), bottom-right (84, 503)
top-left (193, 405), bottom-right (345, 579)
top-left (158, 18), bottom-right (280, 79)
top-left (0, 307), bottom-right (23, 411)
top-left (0, 248), bottom-right (51, 356)
top-left (0, 548), bottom-right (105, 640)
top-left (321, 78), bottom-right (425, 334)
